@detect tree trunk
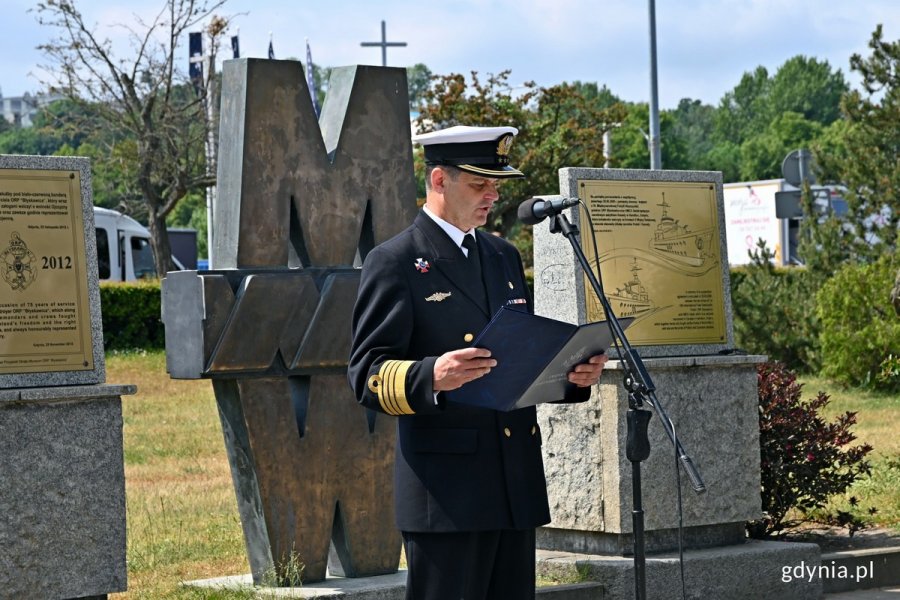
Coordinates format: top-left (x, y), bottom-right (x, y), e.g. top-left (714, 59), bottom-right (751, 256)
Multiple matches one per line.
top-left (146, 207), bottom-right (175, 279)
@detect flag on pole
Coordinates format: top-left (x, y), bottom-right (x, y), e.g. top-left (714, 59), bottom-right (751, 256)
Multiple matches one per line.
top-left (231, 33), bottom-right (240, 59)
top-left (268, 33), bottom-right (275, 59)
top-left (188, 31), bottom-right (204, 96)
top-left (305, 38), bottom-right (321, 118)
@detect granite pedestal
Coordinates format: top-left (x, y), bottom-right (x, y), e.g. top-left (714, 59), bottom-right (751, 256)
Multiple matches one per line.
top-left (0, 384), bottom-right (134, 598)
top-left (538, 354), bottom-right (765, 555)
top-left (0, 155), bottom-right (132, 598)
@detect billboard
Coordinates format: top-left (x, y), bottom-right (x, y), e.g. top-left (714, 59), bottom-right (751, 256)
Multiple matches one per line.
top-left (722, 180), bottom-right (783, 265)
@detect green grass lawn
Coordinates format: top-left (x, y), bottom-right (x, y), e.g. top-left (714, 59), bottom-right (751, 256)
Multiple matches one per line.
top-left (106, 351), bottom-right (899, 598)
top-left (798, 374), bottom-right (900, 532)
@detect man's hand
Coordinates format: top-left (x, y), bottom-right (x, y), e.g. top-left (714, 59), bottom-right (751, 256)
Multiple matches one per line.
top-left (433, 347), bottom-right (497, 392)
top-left (568, 353), bottom-right (609, 387)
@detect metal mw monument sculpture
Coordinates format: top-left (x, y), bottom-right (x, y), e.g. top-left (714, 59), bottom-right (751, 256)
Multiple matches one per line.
top-left (162, 59), bottom-right (416, 583)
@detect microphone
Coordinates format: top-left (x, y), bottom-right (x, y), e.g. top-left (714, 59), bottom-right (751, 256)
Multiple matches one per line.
top-left (517, 196), bottom-right (580, 225)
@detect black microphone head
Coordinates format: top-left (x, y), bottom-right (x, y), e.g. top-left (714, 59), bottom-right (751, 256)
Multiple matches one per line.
top-left (517, 198), bottom-right (543, 225)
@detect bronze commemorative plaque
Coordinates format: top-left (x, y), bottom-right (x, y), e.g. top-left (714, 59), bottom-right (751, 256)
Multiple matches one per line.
top-left (578, 179), bottom-right (727, 346)
top-left (0, 168), bottom-right (94, 374)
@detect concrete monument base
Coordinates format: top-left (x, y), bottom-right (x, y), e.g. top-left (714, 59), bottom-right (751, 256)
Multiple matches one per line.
top-left (0, 384), bottom-right (134, 599)
top-left (185, 570), bottom-right (602, 599)
top-left (537, 541), bottom-right (823, 600)
top-left (185, 541), bottom-right (821, 599)
top-left (538, 355), bottom-right (766, 553)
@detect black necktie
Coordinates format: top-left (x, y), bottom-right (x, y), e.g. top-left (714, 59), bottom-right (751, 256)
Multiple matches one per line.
top-left (462, 235), bottom-right (483, 286)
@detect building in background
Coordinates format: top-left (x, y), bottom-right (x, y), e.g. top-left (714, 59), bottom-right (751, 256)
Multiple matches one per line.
top-left (0, 88), bottom-right (64, 127)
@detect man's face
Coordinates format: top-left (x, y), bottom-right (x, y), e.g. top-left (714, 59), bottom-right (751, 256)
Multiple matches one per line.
top-left (440, 170), bottom-right (504, 232)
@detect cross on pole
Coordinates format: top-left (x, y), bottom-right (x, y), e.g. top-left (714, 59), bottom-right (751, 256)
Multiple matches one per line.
top-left (360, 20), bottom-right (407, 67)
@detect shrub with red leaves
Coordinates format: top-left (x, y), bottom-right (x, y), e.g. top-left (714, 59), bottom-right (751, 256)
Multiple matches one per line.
top-left (747, 362), bottom-right (874, 537)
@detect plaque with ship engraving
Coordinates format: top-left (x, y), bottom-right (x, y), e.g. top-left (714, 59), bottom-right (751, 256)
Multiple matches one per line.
top-left (578, 179), bottom-right (726, 346)
top-left (0, 169), bottom-right (94, 374)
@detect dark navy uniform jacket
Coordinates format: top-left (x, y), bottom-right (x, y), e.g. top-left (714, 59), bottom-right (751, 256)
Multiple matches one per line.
top-left (348, 211), bottom-right (588, 533)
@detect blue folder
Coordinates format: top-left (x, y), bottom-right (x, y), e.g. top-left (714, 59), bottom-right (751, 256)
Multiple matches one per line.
top-left (446, 307), bottom-right (633, 411)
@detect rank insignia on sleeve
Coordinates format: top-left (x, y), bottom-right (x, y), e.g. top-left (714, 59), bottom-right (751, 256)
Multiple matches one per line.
top-left (414, 258), bottom-right (430, 273)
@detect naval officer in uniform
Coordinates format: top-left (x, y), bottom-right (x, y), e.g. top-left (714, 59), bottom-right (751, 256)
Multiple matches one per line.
top-left (348, 125), bottom-right (607, 599)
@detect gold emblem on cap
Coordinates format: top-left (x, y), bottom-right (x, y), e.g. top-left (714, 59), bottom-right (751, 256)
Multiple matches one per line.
top-left (464, 333), bottom-right (474, 343)
top-left (496, 134), bottom-right (514, 157)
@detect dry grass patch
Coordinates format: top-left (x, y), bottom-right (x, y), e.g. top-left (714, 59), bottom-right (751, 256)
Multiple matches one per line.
top-left (798, 374), bottom-right (900, 531)
top-left (107, 350), bottom-right (249, 599)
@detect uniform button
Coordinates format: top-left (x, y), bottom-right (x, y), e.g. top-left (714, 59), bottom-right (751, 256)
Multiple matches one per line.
top-left (531, 425), bottom-right (537, 435)
top-left (508, 281), bottom-right (514, 289)
top-left (464, 333), bottom-right (474, 343)
top-left (504, 427), bottom-right (511, 438)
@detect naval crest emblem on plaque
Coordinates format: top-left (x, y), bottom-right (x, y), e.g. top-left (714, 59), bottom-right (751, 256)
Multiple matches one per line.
top-left (1, 231), bottom-right (37, 291)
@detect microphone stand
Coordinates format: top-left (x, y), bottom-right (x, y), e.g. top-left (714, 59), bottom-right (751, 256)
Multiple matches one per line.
top-left (547, 211), bottom-right (706, 600)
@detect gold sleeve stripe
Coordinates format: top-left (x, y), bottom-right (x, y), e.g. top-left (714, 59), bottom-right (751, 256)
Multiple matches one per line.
top-left (377, 360), bottom-right (401, 415)
top-left (377, 360), bottom-right (416, 416)
top-left (383, 360), bottom-right (402, 416)
top-left (392, 360), bottom-right (413, 415)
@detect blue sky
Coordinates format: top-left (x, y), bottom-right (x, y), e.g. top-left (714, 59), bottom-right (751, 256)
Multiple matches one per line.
top-left (2, 0), bottom-right (899, 109)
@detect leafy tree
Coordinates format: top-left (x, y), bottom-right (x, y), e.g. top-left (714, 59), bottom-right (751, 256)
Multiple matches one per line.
top-left (566, 81), bottom-right (622, 109)
top-left (608, 102), bottom-right (688, 170)
top-left (406, 63), bottom-right (432, 111)
top-left (739, 111), bottom-right (823, 180)
top-left (307, 62), bottom-right (331, 112)
top-left (816, 25), bottom-right (900, 260)
top-left (704, 141), bottom-right (741, 182)
top-left (712, 57), bottom-right (847, 182)
top-left (668, 98), bottom-right (716, 169)
top-left (35, 97), bottom-right (109, 149)
top-left (35, 0), bottom-right (231, 277)
top-left (715, 58), bottom-right (847, 147)
top-left (58, 139), bottom-right (144, 213)
top-left (714, 66), bottom-right (770, 145)
top-left (415, 71), bottom-right (627, 242)
top-left (767, 56), bottom-right (848, 126)
top-left (520, 83), bottom-right (627, 215)
top-left (0, 122), bottom-right (64, 155)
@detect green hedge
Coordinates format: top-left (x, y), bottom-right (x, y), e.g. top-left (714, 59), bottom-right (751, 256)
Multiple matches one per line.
top-left (817, 253), bottom-right (900, 391)
top-left (100, 280), bottom-right (164, 350)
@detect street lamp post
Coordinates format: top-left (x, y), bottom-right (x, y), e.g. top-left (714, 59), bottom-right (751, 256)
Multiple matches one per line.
top-left (648, 0), bottom-right (662, 170)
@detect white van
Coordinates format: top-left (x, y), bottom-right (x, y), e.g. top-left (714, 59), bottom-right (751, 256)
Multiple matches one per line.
top-left (93, 206), bottom-right (183, 282)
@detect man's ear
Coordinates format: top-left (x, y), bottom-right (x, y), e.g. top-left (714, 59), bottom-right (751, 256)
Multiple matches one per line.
top-left (430, 166), bottom-right (446, 193)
